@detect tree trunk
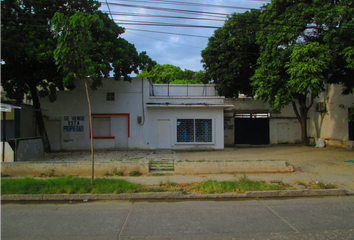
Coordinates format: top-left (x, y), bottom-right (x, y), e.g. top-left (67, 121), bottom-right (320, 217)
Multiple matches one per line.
top-left (292, 101), bottom-right (309, 146)
top-left (30, 85), bottom-right (51, 152)
top-left (85, 79), bottom-right (94, 181)
top-left (300, 106), bottom-right (309, 146)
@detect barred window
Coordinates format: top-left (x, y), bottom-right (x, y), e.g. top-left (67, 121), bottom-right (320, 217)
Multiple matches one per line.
top-left (177, 119), bottom-right (212, 143)
top-left (106, 92), bottom-right (115, 101)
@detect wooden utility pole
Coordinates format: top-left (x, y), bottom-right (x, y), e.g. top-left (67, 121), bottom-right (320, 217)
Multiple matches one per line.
top-left (85, 79), bottom-right (94, 181)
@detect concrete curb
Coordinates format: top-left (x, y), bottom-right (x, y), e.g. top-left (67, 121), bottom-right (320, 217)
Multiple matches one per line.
top-left (1, 189), bottom-right (349, 201)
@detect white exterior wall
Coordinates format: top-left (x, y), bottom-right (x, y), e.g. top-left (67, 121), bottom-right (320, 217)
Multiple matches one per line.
top-left (40, 78), bottom-right (150, 150)
top-left (308, 84), bottom-right (354, 147)
top-left (270, 103), bottom-right (302, 144)
top-left (269, 119), bottom-right (301, 144)
top-left (147, 107), bottom-right (224, 149)
top-left (40, 78), bottom-right (226, 150)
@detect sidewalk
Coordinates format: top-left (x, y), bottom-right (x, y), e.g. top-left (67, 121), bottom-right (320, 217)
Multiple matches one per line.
top-left (84, 145), bottom-right (353, 191)
top-left (3, 145), bottom-right (354, 191)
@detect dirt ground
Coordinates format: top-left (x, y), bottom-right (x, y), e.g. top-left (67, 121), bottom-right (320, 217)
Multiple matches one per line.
top-left (39, 145), bottom-right (354, 190)
top-left (178, 145), bottom-right (354, 175)
top-left (178, 145), bottom-right (354, 191)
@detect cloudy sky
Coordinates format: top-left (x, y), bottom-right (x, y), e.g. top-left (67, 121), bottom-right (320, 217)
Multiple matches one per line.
top-left (99, 0), bottom-right (268, 75)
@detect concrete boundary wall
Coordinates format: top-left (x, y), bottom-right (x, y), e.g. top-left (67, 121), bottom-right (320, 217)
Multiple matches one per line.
top-left (1, 161), bottom-right (149, 177)
top-left (175, 160), bottom-right (294, 174)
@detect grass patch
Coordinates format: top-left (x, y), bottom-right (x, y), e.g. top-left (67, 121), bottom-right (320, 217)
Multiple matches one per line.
top-left (1, 175), bottom-right (294, 195)
top-left (186, 175), bottom-right (287, 194)
top-left (1, 176), bottom-right (148, 194)
top-left (156, 180), bottom-right (181, 192)
top-left (295, 180), bottom-right (336, 189)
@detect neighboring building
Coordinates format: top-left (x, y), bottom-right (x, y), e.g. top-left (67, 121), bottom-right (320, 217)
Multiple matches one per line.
top-left (0, 101), bottom-right (37, 141)
top-left (39, 77), bottom-right (232, 150)
top-left (307, 84), bottom-right (354, 148)
top-left (1, 102), bottom-right (43, 162)
top-left (224, 83), bottom-right (354, 148)
top-left (224, 98), bottom-right (302, 145)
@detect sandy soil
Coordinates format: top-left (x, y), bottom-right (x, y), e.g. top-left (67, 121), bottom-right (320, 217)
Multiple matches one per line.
top-left (42, 149), bottom-right (178, 162)
top-left (178, 145), bottom-right (354, 174)
top-left (178, 145), bottom-right (354, 191)
top-left (41, 145), bottom-right (354, 174)
top-left (39, 145), bottom-right (354, 190)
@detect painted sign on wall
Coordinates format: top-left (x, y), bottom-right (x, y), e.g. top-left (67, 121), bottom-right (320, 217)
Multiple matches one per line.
top-left (63, 116), bottom-right (84, 132)
top-left (224, 117), bottom-right (233, 130)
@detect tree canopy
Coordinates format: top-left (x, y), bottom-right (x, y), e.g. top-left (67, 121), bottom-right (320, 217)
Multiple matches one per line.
top-left (137, 63), bottom-right (209, 84)
top-left (251, 0), bottom-right (354, 145)
top-left (201, 0), bottom-right (353, 145)
top-left (1, 0), bottom-right (154, 151)
top-left (201, 9), bottom-right (261, 97)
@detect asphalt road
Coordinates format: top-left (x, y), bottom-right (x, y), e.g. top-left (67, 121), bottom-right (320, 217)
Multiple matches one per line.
top-left (2, 197), bottom-right (354, 240)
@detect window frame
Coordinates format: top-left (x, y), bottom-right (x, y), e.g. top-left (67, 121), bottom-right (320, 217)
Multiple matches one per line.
top-left (91, 116), bottom-right (114, 139)
top-left (106, 92), bottom-right (115, 101)
top-left (175, 118), bottom-right (214, 144)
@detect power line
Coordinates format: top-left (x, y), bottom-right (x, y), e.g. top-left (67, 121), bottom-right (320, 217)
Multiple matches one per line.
top-left (105, 0), bottom-right (114, 20)
top-left (2, 18), bottom-right (330, 33)
top-left (125, 30), bottom-right (261, 55)
top-left (109, 11), bottom-right (226, 21)
top-left (102, 2), bottom-right (230, 17)
top-left (101, 0), bottom-right (260, 10)
top-left (125, 28), bottom-right (210, 38)
top-left (114, 22), bottom-right (220, 28)
top-left (127, 31), bottom-right (205, 49)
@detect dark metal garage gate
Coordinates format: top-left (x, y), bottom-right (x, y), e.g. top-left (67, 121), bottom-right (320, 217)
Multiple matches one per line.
top-left (234, 113), bottom-right (270, 145)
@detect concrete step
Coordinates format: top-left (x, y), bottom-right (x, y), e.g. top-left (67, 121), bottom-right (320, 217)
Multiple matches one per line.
top-left (150, 161), bottom-right (174, 163)
top-left (150, 164), bottom-right (174, 167)
top-left (149, 170), bottom-right (175, 174)
top-left (150, 167), bottom-right (174, 171)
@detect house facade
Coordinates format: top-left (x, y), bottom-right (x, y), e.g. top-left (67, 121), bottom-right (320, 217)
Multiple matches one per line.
top-left (40, 77), bottom-right (231, 150)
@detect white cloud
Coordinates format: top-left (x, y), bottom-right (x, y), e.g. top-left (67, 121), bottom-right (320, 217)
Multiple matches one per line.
top-left (170, 36), bottom-right (179, 42)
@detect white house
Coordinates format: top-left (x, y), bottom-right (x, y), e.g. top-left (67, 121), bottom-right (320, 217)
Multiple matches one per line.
top-left (40, 77), bottom-right (232, 150)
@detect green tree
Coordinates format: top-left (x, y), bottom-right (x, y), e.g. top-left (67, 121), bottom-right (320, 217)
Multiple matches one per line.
top-left (201, 9), bottom-right (261, 97)
top-left (138, 63), bottom-right (184, 83)
top-left (169, 79), bottom-right (203, 84)
top-left (137, 63), bottom-right (205, 84)
top-left (251, 0), bottom-right (354, 146)
top-left (1, 0), bottom-right (100, 152)
top-left (196, 70), bottom-right (212, 84)
top-left (1, 0), bottom-right (154, 152)
top-left (51, 11), bottom-right (154, 179)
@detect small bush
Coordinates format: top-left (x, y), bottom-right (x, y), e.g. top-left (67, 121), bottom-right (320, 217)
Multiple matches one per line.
top-left (104, 168), bottom-right (124, 177)
top-left (38, 169), bottom-right (55, 178)
top-left (112, 169), bottom-right (124, 176)
top-left (129, 171), bottom-right (142, 176)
